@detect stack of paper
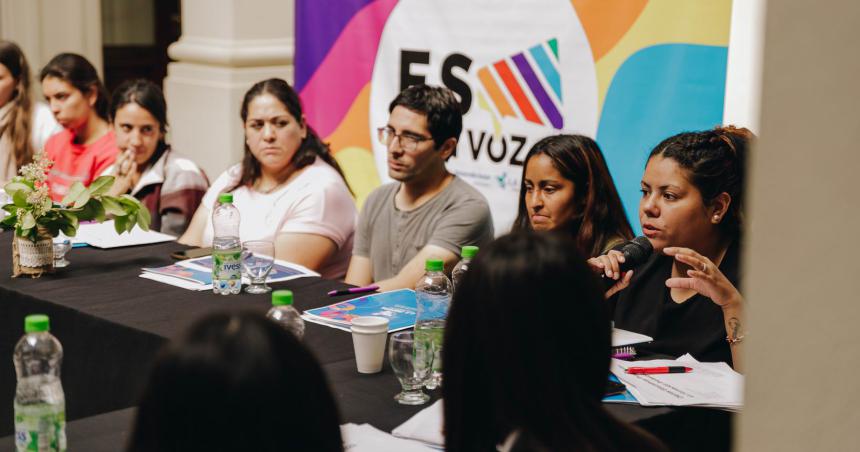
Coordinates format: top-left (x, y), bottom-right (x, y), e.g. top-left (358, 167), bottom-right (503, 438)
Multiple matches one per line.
top-left (341, 423), bottom-right (437, 451)
top-left (73, 220), bottom-right (176, 248)
top-left (611, 354), bottom-right (743, 411)
top-left (391, 400), bottom-right (444, 449)
top-left (302, 289), bottom-right (417, 332)
top-left (139, 255), bottom-right (318, 290)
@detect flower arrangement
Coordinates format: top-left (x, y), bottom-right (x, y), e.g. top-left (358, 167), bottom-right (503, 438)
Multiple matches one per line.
top-left (1, 152), bottom-right (150, 276)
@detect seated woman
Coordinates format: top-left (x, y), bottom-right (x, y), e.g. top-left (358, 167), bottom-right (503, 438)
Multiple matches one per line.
top-left (443, 231), bottom-right (666, 452)
top-left (592, 126), bottom-right (751, 369)
top-left (0, 40), bottom-right (60, 184)
top-left (127, 311), bottom-right (343, 452)
top-left (512, 134), bottom-right (632, 256)
top-left (40, 53), bottom-right (117, 201)
top-left (180, 78), bottom-right (356, 279)
top-left (103, 79), bottom-right (209, 236)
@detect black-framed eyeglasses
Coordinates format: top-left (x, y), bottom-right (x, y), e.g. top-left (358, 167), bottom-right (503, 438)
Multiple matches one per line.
top-left (377, 127), bottom-right (433, 152)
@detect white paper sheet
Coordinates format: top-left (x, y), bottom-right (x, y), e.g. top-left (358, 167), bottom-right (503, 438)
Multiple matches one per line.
top-left (610, 354), bottom-right (743, 410)
top-left (611, 327), bottom-right (653, 347)
top-left (391, 399), bottom-right (445, 448)
top-left (341, 423), bottom-right (437, 452)
top-left (74, 221), bottom-right (176, 248)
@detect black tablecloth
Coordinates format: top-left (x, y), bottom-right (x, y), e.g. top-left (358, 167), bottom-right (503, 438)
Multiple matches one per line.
top-left (0, 231), bottom-right (730, 451)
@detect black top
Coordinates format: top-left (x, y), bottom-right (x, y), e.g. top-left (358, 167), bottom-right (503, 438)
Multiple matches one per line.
top-left (610, 241), bottom-right (741, 366)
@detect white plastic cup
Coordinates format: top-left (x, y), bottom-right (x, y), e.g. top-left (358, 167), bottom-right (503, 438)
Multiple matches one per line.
top-left (351, 316), bottom-right (390, 374)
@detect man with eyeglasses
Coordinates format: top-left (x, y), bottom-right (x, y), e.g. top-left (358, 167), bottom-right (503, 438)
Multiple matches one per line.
top-left (345, 84), bottom-right (494, 291)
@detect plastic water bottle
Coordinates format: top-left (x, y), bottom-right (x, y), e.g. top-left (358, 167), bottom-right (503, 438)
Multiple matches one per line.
top-left (415, 259), bottom-right (452, 390)
top-left (212, 193), bottom-right (241, 295)
top-left (14, 314), bottom-right (66, 452)
top-left (451, 245), bottom-right (478, 291)
top-left (266, 290), bottom-right (305, 339)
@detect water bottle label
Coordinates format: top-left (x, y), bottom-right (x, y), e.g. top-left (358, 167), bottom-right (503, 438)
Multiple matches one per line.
top-left (213, 250), bottom-right (242, 290)
top-left (14, 404), bottom-right (66, 451)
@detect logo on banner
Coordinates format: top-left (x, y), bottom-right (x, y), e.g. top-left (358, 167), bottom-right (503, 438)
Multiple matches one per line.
top-left (476, 39), bottom-right (563, 130)
top-left (370, 0), bottom-right (598, 231)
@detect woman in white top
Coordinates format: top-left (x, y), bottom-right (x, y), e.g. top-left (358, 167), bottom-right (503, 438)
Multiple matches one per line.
top-left (0, 40), bottom-right (60, 183)
top-left (180, 78), bottom-right (356, 280)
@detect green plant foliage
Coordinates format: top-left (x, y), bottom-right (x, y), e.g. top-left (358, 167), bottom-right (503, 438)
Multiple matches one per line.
top-left (2, 175), bottom-right (151, 242)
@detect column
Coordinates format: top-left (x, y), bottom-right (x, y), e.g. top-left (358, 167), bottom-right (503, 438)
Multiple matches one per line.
top-left (164, 0), bottom-right (295, 181)
top-left (0, 0), bottom-right (103, 80)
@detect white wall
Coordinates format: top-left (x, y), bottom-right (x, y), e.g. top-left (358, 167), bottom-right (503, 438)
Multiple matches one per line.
top-left (737, 1), bottom-right (860, 450)
top-left (723, 0), bottom-right (766, 133)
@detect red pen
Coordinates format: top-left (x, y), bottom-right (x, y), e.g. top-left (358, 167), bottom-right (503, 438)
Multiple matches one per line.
top-left (625, 366), bottom-right (693, 375)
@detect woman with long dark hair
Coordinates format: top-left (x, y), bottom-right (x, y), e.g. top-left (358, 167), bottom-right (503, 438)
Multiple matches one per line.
top-left (593, 126), bottom-right (751, 369)
top-left (40, 53), bottom-right (116, 201)
top-left (103, 79), bottom-right (208, 236)
top-left (512, 134), bottom-right (632, 257)
top-left (443, 231), bottom-right (666, 452)
top-left (180, 78), bottom-right (356, 279)
top-left (127, 311), bottom-right (343, 452)
top-left (0, 40), bottom-right (59, 183)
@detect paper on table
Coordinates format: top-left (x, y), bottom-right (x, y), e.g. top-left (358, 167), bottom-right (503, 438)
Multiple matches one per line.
top-left (391, 399), bottom-right (444, 448)
top-left (341, 423), bottom-right (438, 452)
top-left (139, 256), bottom-right (318, 291)
top-left (610, 354), bottom-right (743, 410)
top-left (74, 220), bottom-right (175, 248)
top-left (612, 327), bottom-right (653, 347)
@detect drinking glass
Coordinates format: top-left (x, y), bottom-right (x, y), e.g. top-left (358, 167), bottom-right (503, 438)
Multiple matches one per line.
top-left (52, 237), bottom-right (71, 268)
top-left (388, 331), bottom-right (433, 405)
top-left (241, 240), bottom-right (274, 294)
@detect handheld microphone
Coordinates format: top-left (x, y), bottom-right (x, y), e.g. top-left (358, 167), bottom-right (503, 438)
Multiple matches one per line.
top-left (601, 236), bottom-right (653, 288)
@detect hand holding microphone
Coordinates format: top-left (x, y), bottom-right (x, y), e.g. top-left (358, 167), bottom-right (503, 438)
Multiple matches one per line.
top-left (588, 236), bottom-right (653, 298)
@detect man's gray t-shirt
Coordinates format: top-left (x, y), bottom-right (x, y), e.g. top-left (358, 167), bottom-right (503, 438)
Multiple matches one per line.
top-left (353, 177), bottom-right (494, 281)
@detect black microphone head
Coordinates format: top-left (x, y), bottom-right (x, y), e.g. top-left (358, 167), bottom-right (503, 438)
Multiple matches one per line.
top-left (618, 236), bottom-right (653, 271)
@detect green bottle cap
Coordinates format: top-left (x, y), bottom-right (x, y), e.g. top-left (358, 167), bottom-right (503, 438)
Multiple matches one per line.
top-left (24, 314), bottom-right (50, 333)
top-left (272, 290), bottom-right (294, 306)
top-left (425, 259), bottom-right (444, 272)
top-left (461, 246), bottom-right (479, 258)
top-left (218, 193), bottom-right (233, 204)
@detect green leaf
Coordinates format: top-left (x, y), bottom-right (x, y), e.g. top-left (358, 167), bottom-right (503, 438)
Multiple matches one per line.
top-left (88, 176), bottom-right (115, 196)
top-left (12, 189), bottom-right (30, 208)
top-left (3, 203), bottom-right (18, 213)
top-left (21, 212), bottom-right (35, 229)
top-left (101, 197), bottom-right (127, 216)
top-left (4, 181), bottom-right (32, 198)
top-left (113, 215), bottom-right (129, 233)
top-left (77, 199), bottom-right (105, 222)
top-left (136, 205), bottom-right (151, 231)
top-left (61, 182), bottom-right (88, 207)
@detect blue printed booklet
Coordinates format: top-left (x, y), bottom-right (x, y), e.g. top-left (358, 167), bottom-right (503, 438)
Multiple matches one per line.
top-left (140, 255), bottom-right (318, 290)
top-left (603, 373), bottom-right (639, 404)
top-left (302, 289), bottom-right (417, 333)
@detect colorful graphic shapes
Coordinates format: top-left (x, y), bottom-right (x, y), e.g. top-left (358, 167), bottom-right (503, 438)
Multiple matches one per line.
top-left (512, 53), bottom-right (563, 129)
top-left (477, 67), bottom-right (516, 118)
top-left (594, 0), bottom-right (732, 112)
top-left (295, 0), bottom-right (376, 91)
top-left (529, 43), bottom-right (562, 101)
top-left (493, 60), bottom-right (542, 125)
top-left (597, 44), bottom-right (728, 233)
top-left (570, 0), bottom-right (648, 61)
top-left (299, 0), bottom-right (398, 138)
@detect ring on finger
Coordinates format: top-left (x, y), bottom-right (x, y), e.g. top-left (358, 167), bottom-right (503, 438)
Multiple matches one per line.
top-left (701, 262), bottom-right (708, 272)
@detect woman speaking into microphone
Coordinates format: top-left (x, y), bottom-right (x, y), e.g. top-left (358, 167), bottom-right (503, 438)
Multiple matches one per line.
top-left (590, 126), bottom-right (751, 370)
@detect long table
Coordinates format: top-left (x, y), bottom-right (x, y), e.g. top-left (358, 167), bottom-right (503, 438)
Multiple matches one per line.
top-left (0, 231), bottom-right (730, 451)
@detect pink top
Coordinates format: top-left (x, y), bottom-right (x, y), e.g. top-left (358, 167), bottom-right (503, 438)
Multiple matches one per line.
top-left (45, 129), bottom-right (118, 202)
top-left (201, 158), bottom-right (357, 279)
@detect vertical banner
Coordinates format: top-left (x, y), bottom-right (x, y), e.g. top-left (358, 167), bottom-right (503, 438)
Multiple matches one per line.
top-left (296, 0), bottom-right (732, 233)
